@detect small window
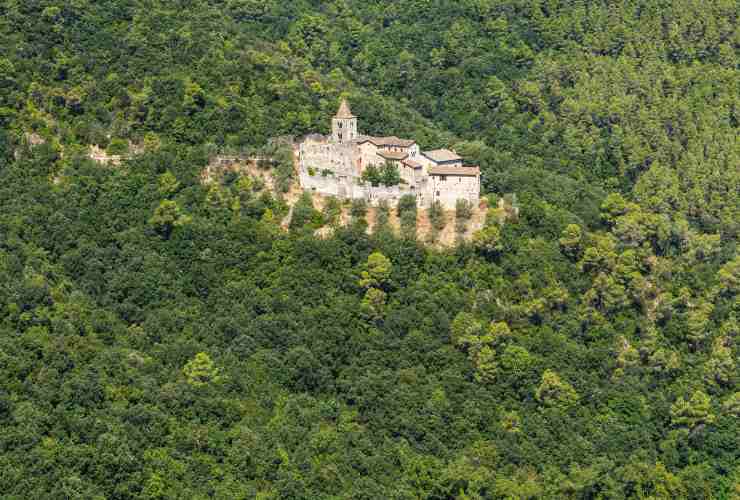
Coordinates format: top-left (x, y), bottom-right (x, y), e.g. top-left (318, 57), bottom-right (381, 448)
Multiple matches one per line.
top-left (436, 191), bottom-right (440, 197)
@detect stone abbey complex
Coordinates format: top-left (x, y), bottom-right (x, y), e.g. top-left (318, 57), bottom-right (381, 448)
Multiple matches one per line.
top-left (298, 99), bottom-right (480, 209)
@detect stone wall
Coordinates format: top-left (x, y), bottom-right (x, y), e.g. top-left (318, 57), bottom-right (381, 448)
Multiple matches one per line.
top-left (299, 140), bottom-right (357, 178)
top-left (299, 167), bottom-right (420, 207)
top-left (298, 137), bottom-right (479, 210)
top-left (429, 174), bottom-right (480, 209)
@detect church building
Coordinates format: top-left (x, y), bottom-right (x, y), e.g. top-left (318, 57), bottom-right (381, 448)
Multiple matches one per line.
top-left (298, 99), bottom-right (480, 209)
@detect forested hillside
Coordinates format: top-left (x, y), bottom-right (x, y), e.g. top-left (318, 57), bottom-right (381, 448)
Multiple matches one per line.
top-left (0, 1), bottom-right (738, 498)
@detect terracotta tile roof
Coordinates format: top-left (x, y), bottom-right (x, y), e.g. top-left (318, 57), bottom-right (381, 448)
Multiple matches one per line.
top-left (403, 159), bottom-right (423, 169)
top-left (335, 98), bottom-right (355, 119)
top-left (428, 166), bottom-right (480, 176)
top-left (356, 136), bottom-right (416, 147)
top-left (378, 150), bottom-right (409, 161)
top-left (422, 149), bottom-right (462, 163)
top-left (377, 136), bottom-right (416, 147)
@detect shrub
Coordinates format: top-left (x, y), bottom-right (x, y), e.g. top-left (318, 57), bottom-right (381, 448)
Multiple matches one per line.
top-left (106, 138), bottom-right (128, 155)
top-left (429, 201), bottom-right (446, 232)
top-left (397, 194), bottom-right (417, 217)
top-left (323, 196), bottom-right (342, 226)
top-left (350, 198), bottom-right (367, 219)
top-left (456, 199), bottom-right (473, 221)
top-left (380, 162), bottom-right (401, 186)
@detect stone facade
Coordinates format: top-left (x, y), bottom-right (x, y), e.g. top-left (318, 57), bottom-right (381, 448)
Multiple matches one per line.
top-left (298, 99), bottom-right (480, 209)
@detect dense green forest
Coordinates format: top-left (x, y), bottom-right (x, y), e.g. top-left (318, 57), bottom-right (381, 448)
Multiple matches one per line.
top-left (1, 0), bottom-right (739, 498)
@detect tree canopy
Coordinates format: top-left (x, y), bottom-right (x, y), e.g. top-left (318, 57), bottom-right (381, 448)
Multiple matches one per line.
top-left (0, 0), bottom-right (738, 497)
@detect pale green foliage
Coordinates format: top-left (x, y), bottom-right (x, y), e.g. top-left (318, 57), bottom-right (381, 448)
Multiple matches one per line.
top-left (601, 193), bottom-right (628, 225)
top-left (472, 224), bottom-right (502, 255)
top-left (359, 251), bottom-right (392, 289)
top-left (584, 272), bottom-right (629, 313)
top-left (614, 336), bottom-right (640, 379)
top-left (536, 370), bottom-right (579, 409)
top-left (492, 466), bottom-right (543, 499)
top-left (648, 348), bottom-right (682, 375)
top-left (361, 288), bottom-right (387, 320)
top-left (261, 208), bottom-right (275, 224)
top-left (235, 175), bottom-right (255, 195)
top-left (612, 208), bottom-right (671, 250)
top-left (451, 314), bottom-right (518, 384)
top-left (450, 312), bottom-right (484, 346)
top-left (722, 392), bottom-right (740, 417)
top-left (720, 315), bottom-right (739, 338)
top-left (633, 163), bottom-right (681, 214)
top-left (500, 411), bottom-right (522, 434)
top-left (143, 132), bottom-right (161, 150)
top-left (718, 255), bottom-right (740, 296)
top-left (558, 224), bottom-right (583, 259)
top-left (149, 200), bottom-right (191, 237)
top-left (704, 336), bottom-right (735, 388)
top-left (543, 283), bottom-right (569, 310)
top-left (206, 185), bottom-right (230, 210)
top-left (488, 321), bottom-right (512, 345)
top-left (499, 345), bottom-right (534, 377)
top-left (618, 462), bottom-right (686, 500)
top-left (106, 138), bottom-right (128, 155)
top-left (579, 234), bottom-right (618, 273)
top-left (473, 346), bottom-right (498, 384)
top-left (439, 439), bottom-right (498, 498)
top-left (684, 231), bottom-right (721, 263)
top-left (183, 352), bottom-right (221, 387)
top-left (157, 171), bottom-right (180, 197)
top-left (686, 301), bottom-right (714, 348)
top-left (670, 390), bottom-right (715, 429)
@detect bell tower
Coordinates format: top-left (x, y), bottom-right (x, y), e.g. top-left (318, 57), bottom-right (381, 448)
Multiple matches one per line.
top-left (332, 98), bottom-right (357, 144)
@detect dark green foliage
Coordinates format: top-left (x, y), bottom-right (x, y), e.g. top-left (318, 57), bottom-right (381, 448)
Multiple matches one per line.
top-left (0, 0), bottom-right (738, 498)
top-left (398, 194), bottom-right (418, 240)
top-left (322, 196), bottom-right (342, 226)
top-left (380, 162), bottom-right (402, 186)
top-left (429, 201), bottom-right (446, 232)
top-left (397, 194), bottom-right (417, 217)
top-left (289, 192), bottom-right (321, 231)
top-left (427, 200), bottom-right (446, 243)
top-left (362, 162), bottom-right (401, 187)
top-left (361, 164), bottom-right (382, 186)
top-left (455, 199), bottom-right (473, 236)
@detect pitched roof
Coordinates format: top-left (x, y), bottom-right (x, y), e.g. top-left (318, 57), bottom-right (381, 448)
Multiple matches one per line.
top-left (376, 136), bottom-right (416, 147)
top-left (335, 98), bottom-right (355, 119)
top-left (378, 150), bottom-right (409, 161)
top-left (403, 159), bottom-right (423, 169)
top-left (422, 149), bottom-right (462, 163)
top-left (356, 136), bottom-right (416, 148)
top-left (428, 166), bottom-right (480, 177)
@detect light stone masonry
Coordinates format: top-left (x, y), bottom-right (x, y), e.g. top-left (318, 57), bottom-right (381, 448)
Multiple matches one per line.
top-left (298, 99), bottom-right (480, 209)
